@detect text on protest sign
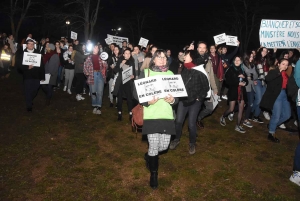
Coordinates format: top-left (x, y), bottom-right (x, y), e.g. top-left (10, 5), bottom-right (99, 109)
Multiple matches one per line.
top-left (134, 75), bottom-right (187, 103)
top-left (226, 35), bottom-right (238, 46)
top-left (22, 52), bottom-right (41, 67)
top-left (213, 33), bottom-right (226, 45)
top-left (259, 19), bottom-right (300, 49)
top-left (71, 31), bottom-right (77, 40)
top-left (107, 34), bottom-right (129, 48)
top-left (122, 66), bottom-right (133, 84)
top-left (138, 37), bottom-right (149, 47)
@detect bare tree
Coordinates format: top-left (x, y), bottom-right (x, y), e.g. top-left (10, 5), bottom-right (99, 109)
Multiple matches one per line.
top-left (65, 0), bottom-right (101, 41)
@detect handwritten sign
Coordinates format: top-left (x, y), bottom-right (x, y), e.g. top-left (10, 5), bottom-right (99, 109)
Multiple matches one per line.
top-left (134, 75), bottom-right (187, 103)
top-left (122, 66), bottom-right (133, 84)
top-left (138, 37), bottom-right (149, 47)
top-left (213, 33), bottom-right (227, 45)
top-left (105, 37), bottom-right (113, 45)
top-left (259, 19), bottom-right (300, 49)
top-left (22, 52), bottom-right (41, 67)
top-left (107, 34), bottom-right (129, 48)
top-left (71, 31), bottom-right (77, 40)
top-left (226, 35), bottom-right (238, 46)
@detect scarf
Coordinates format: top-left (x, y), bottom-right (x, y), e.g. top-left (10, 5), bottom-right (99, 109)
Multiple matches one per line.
top-left (151, 65), bottom-right (169, 72)
top-left (184, 62), bottom-right (196, 69)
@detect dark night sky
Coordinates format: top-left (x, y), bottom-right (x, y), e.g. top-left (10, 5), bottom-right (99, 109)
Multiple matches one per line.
top-left (0, 0), bottom-right (299, 52)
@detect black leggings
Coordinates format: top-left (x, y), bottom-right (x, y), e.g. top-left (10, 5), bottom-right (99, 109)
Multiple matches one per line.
top-left (223, 100), bottom-right (245, 126)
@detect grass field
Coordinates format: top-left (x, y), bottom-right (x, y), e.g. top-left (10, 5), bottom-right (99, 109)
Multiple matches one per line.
top-left (1, 69), bottom-right (300, 201)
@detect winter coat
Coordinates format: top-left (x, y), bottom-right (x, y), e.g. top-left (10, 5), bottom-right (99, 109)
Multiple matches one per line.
top-left (225, 66), bottom-right (248, 102)
top-left (242, 63), bottom-right (257, 92)
top-left (44, 54), bottom-right (60, 85)
top-left (74, 51), bottom-right (88, 74)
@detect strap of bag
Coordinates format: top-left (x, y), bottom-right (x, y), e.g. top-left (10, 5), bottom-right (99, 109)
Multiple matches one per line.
top-left (147, 68), bottom-right (150, 77)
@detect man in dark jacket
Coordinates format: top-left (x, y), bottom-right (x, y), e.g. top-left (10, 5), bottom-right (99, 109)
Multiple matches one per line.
top-left (16, 39), bottom-right (45, 112)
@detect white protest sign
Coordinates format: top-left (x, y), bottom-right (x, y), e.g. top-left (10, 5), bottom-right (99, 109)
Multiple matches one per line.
top-left (213, 33), bottom-right (227, 45)
top-left (259, 19), bottom-right (300, 49)
top-left (134, 75), bottom-right (187, 103)
top-left (211, 94), bottom-right (219, 110)
top-left (105, 37), bottom-right (113, 45)
top-left (40, 74), bottom-right (51, 84)
top-left (107, 34), bottom-right (129, 48)
top-left (226, 35), bottom-right (238, 46)
top-left (71, 31), bottom-right (77, 40)
top-left (138, 37), bottom-right (149, 47)
top-left (100, 52), bottom-right (108, 60)
top-left (22, 52), bottom-right (41, 67)
top-left (122, 66), bottom-right (133, 84)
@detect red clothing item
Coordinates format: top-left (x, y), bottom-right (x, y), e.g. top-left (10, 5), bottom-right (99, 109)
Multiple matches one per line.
top-left (43, 51), bottom-right (55, 65)
top-left (184, 62), bottom-right (196, 69)
top-left (281, 71), bottom-right (288, 89)
top-left (92, 54), bottom-right (100, 70)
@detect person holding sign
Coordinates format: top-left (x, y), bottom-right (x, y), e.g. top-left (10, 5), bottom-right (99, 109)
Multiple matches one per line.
top-left (169, 46), bottom-right (210, 155)
top-left (134, 49), bottom-right (178, 189)
top-left (83, 46), bottom-right (108, 115)
top-left (15, 39), bottom-right (45, 112)
top-left (112, 48), bottom-right (135, 121)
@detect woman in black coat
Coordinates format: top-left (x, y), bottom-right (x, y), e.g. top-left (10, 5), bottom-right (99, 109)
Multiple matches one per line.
top-left (260, 58), bottom-right (291, 143)
top-left (113, 48), bottom-right (136, 121)
top-left (220, 56), bottom-right (248, 133)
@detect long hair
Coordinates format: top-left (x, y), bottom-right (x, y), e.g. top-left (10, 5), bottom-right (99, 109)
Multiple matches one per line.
top-left (255, 47), bottom-right (269, 65)
top-left (243, 51), bottom-right (253, 68)
top-left (145, 45), bottom-right (157, 58)
top-left (149, 49), bottom-right (169, 69)
top-left (184, 50), bottom-right (197, 65)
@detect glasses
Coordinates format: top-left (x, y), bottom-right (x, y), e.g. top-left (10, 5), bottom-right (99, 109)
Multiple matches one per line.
top-left (156, 56), bottom-right (167, 60)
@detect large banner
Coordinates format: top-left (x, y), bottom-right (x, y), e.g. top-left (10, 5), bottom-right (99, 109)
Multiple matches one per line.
top-left (107, 34), bottom-right (129, 48)
top-left (259, 19), bottom-right (300, 49)
top-left (134, 75), bottom-right (187, 103)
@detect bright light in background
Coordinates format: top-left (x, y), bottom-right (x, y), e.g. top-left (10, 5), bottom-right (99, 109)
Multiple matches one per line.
top-left (66, 20), bottom-right (70, 25)
top-left (118, 27), bottom-right (121, 31)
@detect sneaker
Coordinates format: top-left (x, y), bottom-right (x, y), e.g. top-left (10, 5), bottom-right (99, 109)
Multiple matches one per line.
top-left (220, 116), bottom-right (226, 126)
top-left (289, 171), bottom-right (300, 186)
top-left (189, 144), bottom-right (196, 155)
top-left (279, 124), bottom-right (286, 129)
top-left (79, 94), bottom-right (85, 100)
top-left (92, 107), bottom-right (97, 114)
top-left (76, 94), bottom-right (82, 101)
top-left (217, 97), bottom-right (222, 102)
top-left (268, 133), bottom-right (280, 143)
top-left (252, 116), bottom-right (264, 124)
top-left (63, 86), bottom-right (67, 91)
top-left (243, 120), bottom-right (253, 128)
top-left (222, 95), bottom-right (228, 100)
top-left (263, 111), bottom-right (270, 120)
top-left (235, 125), bottom-right (246, 133)
top-left (295, 120), bottom-right (298, 127)
top-left (96, 109), bottom-right (101, 115)
top-left (169, 139), bottom-right (180, 150)
top-left (83, 88), bottom-right (86, 95)
top-left (228, 113), bottom-right (234, 121)
top-left (67, 89), bottom-right (72, 94)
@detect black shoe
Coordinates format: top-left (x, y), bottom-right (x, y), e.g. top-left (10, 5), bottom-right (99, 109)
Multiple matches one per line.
top-left (197, 120), bottom-right (204, 129)
top-left (253, 116), bottom-right (264, 123)
top-left (110, 103), bottom-right (114, 107)
top-left (268, 133), bottom-right (280, 143)
top-left (118, 113), bottom-right (122, 121)
top-left (129, 114), bottom-right (132, 121)
top-left (149, 155), bottom-right (158, 189)
top-left (144, 153), bottom-right (150, 171)
top-left (27, 107), bottom-right (32, 112)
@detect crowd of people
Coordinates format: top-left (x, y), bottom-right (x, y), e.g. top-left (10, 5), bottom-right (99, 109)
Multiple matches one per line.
top-left (1, 31), bottom-right (300, 189)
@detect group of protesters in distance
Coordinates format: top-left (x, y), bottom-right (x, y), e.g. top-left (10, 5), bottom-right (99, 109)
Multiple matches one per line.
top-left (1, 31), bottom-right (300, 189)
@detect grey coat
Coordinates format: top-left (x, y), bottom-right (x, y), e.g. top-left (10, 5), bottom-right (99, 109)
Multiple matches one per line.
top-left (242, 63), bottom-right (257, 92)
top-left (74, 51), bottom-right (88, 73)
top-left (45, 54), bottom-right (60, 85)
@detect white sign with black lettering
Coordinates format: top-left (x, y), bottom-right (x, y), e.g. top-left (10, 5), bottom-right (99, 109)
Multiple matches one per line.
top-left (22, 52), bottom-right (41, 67)
top-left (138, 37), bottom-right (149, 47)
top-left (226, 35), bottom-right (238, 46)
top-left (122, 66), bottom-right (133, 84)
top-left (134, 75), bottom-right (187, 103)
top-left (213, 33), bottom-right (227, 45)
top-left (71, 31), bottom-right (77, 40)
top-left (107, 34), bottom-right (129, 48)
top-left (105, 37), bottom-right (113, 45)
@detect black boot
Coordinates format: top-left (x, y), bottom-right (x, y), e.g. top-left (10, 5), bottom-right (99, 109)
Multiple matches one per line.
top-left (149, 155), bottom-right (158, 189)
top-left (144, 153), bottom-right (149, 170)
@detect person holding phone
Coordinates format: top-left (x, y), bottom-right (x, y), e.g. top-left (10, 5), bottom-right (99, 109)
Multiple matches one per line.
top-left (220, 56), bottom-right (248, 133)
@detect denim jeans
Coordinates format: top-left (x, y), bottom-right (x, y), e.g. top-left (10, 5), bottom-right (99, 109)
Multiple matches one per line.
top-left (89, 72), bottom-right (104, 107)
top-left (252, 80), bottom-right (266, 117)
top-left (245, 90), bottom-right (255, 119)
top-left (57, 65), bottom-right (63, 85)
top-left (269, 90), bottom-right (291, 134)
top-left (293, 142), bottom-right (300, 171)
top-left (175, 100), bottom-right (202, 144)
